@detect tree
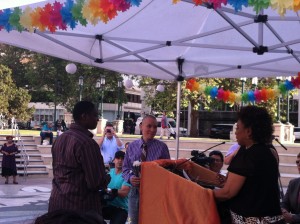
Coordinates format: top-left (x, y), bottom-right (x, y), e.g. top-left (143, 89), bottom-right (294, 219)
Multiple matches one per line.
top-left (0, 64), bottom-right (34, 120)
top-left (0, 44), bottom-right (127, 117)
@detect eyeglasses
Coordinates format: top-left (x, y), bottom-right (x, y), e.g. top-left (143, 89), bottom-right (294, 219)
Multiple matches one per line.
top-left (296, 160), bottom-right (300, 165)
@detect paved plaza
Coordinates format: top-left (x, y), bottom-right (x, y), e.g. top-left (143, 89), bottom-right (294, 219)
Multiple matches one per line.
top-left (0, 176), bottom-right (52, 224)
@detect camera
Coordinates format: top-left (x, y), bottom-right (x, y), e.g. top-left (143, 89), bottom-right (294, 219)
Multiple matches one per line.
top-left (191, 150), bottom-right (214, 168)
top-left (99, 188), bottom-right (118, 205)
top-left (106, 129), bottom-right (111, 133)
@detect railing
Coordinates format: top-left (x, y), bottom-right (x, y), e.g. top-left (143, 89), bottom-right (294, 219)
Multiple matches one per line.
top-left (11, 119), bottom-right (29, 179)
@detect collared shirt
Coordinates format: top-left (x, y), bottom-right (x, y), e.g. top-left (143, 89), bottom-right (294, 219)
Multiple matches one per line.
top-left (101, 136), bottom-right (124, 164)
top-left (122, 138), bottom-right (170, 183)
top-left (49, 123), bottom-right (109, 214)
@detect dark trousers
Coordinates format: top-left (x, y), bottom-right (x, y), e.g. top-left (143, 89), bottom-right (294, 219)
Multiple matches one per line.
top-left (40, 132), bottom-right (53, 144)
top-left (102, 205), bottom-right (128, 224)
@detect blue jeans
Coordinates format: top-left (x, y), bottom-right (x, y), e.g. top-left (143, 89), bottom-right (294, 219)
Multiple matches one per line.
top-left (128, 187), bottom-right (139, 224)
top-left (40, 132), bottom-right (53, 144)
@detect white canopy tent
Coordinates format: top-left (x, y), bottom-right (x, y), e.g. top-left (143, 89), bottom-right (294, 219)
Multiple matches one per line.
top-left (1, 0), bottom-right (300, 156)
top-left (1, 0), bottom-right (300, 80)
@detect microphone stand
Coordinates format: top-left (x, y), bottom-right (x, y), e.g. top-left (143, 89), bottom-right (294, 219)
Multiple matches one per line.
top-left (198, 141), bottom-right (226, 155)
top-left (274, 138), bottom-right (288, 150)
top-left (273, 137), bottom-right (287, 200)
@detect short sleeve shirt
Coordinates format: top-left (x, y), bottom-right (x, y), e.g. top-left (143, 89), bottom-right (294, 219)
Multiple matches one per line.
top-left (228, 143), bottom-right (281, 217)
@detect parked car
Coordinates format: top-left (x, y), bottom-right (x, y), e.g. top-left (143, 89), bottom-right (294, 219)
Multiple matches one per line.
top-left (209, 124), bottom-right (234, 139)
top-left (294, 127), bottom-right (300, 141)
top-left (135, 116), bottom-right (188, 137)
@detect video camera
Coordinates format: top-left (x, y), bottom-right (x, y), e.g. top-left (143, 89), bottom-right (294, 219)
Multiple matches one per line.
top-left (191, 150), bottom-right (214, 168)
top-left (190, 142), bottom-right (226, 168)
top-left (99, 188), bottom-right (118, 205)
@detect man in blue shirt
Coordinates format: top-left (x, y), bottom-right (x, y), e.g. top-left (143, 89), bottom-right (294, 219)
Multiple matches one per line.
top-left (40, 122), bottom-right (53, 145)
top-left (98, 123), bottom-right (124, 165)
top-left (122, 115), bottom-right (170, 224)
top-left (102, 151), bottom-right (131, 224)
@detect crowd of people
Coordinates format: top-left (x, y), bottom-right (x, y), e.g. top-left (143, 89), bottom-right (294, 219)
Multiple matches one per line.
top-left (2, 101), bottom-right (299, 223)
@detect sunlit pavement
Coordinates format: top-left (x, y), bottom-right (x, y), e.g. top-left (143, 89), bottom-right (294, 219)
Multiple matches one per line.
top-left (0, 176), bottom-right (51, 224)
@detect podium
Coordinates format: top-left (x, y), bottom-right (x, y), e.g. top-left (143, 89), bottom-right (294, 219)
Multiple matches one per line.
top-left (139, 160), bottom-right (221, 224)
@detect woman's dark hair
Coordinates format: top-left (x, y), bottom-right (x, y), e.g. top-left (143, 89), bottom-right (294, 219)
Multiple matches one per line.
top-left (72, 101), bottom-right (96, 122)
top-left (238, 105), bottom-right (273, 144)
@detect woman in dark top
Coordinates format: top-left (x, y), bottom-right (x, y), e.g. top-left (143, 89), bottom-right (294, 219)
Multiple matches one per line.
top-left (0, 135), bottom-right (19, 184)
top-left (214, 106), bottom-right (284, 223)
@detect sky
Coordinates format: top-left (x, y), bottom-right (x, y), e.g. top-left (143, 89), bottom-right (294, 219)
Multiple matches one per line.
top-left (0, 0), bottom-right (46, 10)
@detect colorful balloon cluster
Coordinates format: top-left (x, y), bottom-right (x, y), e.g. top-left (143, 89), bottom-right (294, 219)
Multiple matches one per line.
top-left (185, 73), bottom-right (300, 105)
top-left (0, 0), bottom-right (142, 33)
top-left (174, 0), bottom-right (300, 16)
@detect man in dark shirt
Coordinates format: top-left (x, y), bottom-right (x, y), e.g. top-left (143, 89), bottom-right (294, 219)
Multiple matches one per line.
top-left (48, 101), bottom-right (110, 221)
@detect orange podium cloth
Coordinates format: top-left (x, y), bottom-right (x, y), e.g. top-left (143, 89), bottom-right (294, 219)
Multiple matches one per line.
top-left (139, 161), bottom-right (221, 224)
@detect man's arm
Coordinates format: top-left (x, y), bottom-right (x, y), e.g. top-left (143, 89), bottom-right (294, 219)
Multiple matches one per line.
top-left (122, 147), bottom-right (133, 183)
top-left (80, 141), bottom-right (110, 190)
top-left (117, 185), bottom-right (131, 198)
top-left (114, 133), bottom-right (123, 148)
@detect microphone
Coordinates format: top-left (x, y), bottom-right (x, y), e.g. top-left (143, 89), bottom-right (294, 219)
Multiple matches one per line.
top-left (274, 138), bottom-right (288, 151)
top-left (200, 141), bottom-right (226, 154)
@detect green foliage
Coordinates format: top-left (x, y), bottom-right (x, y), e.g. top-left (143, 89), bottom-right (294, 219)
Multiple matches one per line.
top-left (0, 64), bottom-right (33, 120)
top-left (0, 44), bottom-right (127, 114)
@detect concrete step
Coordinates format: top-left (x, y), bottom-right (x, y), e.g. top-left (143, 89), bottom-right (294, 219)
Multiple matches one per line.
top-left (163, 140), bottom-right (300, 154)
top-left (17, 164), bottom-right (47, 172)
top-left (18, 170), bottom-right (48, 176)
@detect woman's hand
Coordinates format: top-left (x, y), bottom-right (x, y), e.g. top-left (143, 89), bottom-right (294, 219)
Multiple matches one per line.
top-left (216, 174), bottom-right (226, 187)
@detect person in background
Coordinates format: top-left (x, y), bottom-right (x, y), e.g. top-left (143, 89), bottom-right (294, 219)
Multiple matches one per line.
top-left (214, 106), bottom-right (284, 223)
top-left (98, 123), bottom-right (124, 165)
top-left (61, 119), bottom-right (67, 131)
top-left (102, 151), bottom-right (131, 224)
top-left (209, 150), bottom-right (224, 174)
top-left (40, 122), bottom-right (54, 145)
top-left (122, 115), bottom-right (170, 224)
top-left (224, 143), bottom-right (240, 165)
top-left (281, 152), bottom-right (300, 223)
top-left (160, 111), bottom-right (170, 140)
top-left (0, 136), bottom-right (19, 184)
top-left (49, 101), bottom-right (110, 221)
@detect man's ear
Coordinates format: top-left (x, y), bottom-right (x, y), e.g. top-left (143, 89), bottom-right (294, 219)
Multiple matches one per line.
top-left (81, 113), bottom-right (87, 121)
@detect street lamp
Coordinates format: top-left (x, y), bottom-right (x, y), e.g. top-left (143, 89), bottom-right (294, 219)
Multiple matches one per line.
top-left (117, 78), bottom-right (123, 120)
top-left (78, 76), bottom-right (83, 101)
top-left (286, 76), bottom-right (291, 124)
top-left (96, 75), bottom-right (105, 119)
top-left (240, 77), bottom-right (246, 107)
top-left (54, 79), bottom-right (62, 125)
top-left (252, 77), bottom-right (258, 90)
top-left (276, 76), bottom-right (282, 123)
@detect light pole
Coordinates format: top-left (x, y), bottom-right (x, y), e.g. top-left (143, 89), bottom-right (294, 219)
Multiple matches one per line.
top-left (286, 76), bottom-right (291, 124)
top-left (54, 79), bottom-right (62, 125)
top-left (240, 77), bottom-right (246, 107)
top-left (117, 78), bottom-right (123, 120)
top-left (78, 76), bottom-right (83, 101)
top-left (276, 76), bottom-right (282, 123)
top-left (96, 75), bottom-right (105, 119)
